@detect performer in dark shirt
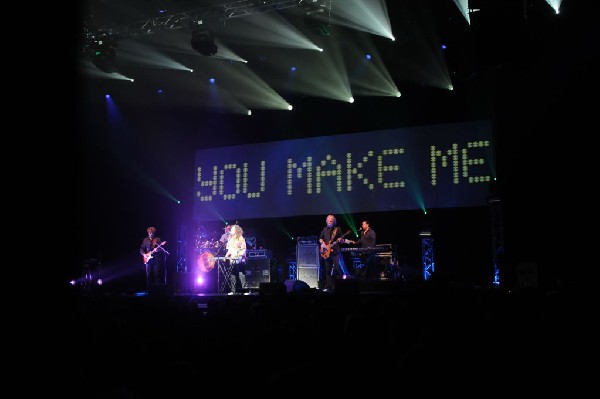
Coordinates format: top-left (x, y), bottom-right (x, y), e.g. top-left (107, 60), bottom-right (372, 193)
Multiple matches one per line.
top-left (140, 226), bottom-right (168, 290)
top-left (348, 219), bottom-right (377, 279)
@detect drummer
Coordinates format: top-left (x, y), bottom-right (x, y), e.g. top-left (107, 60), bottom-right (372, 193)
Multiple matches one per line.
top-left (219, 225), bottom-right (232, 246)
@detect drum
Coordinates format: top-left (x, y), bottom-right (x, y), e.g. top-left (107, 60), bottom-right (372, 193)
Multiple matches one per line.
top-left (197, 252), bottom-right (216, 272)
top-left (196, 237), bottom-right (214, 251)
top-left (199, 240), bottom-right (220, 250)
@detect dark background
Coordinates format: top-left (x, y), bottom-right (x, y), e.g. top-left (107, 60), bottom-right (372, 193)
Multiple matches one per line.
top-left (61, 0), bottom-right (593, 292)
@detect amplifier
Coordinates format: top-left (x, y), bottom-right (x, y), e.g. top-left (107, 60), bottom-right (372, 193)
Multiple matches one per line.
top-left (297, 266), bottom-right (319, 288)
top-left (247, 249), bottom-right (272, 258)
top-left (243, 258), bottom-right (271, 289)
top-left (297, 236), bottom-right (318, 246)
top-left (296, 245), bottom-right (319, 267)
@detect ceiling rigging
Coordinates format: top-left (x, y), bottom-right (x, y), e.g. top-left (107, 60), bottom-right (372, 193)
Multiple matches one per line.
top-left (84, 0), bottom-right (330, 47)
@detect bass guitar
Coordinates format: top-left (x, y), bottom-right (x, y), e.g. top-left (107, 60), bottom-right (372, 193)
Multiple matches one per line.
top-left (320, 230), bottom-right (351, 259)
top-left (142, 241), bottom-right (167, 265)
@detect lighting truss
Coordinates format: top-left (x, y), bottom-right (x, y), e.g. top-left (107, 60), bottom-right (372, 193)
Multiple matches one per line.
top-left (420, 233), bottom-right (434, 281)
top-left (84, 0), bottom-right (327, 50)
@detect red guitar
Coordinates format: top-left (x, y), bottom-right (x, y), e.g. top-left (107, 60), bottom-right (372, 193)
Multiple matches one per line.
top-left (320, 230), bottom-right (351, 259)
top-left (142, 241), bottom-right (167, 265)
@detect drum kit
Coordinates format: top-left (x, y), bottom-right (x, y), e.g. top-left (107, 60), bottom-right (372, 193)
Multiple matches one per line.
top-left (194, 228), bottom-right (226, 272)
top-left (194, 225), bottom-right (258, 273)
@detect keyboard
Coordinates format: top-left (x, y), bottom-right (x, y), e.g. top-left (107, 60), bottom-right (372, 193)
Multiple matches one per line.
top-left (341, 246), bottom-right (389, 253)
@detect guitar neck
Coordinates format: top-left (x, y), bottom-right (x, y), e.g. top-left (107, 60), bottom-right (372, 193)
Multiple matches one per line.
top-left (328, 229), bottom-right (350, 244)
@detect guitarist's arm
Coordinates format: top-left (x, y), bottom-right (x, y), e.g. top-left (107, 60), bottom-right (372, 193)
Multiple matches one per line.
top-left (140, 239), bottom-right (150, 264)
top-left (318, 226), bottom-right (333, 247)
top-left (140, 240), bottom-right (148, 256)
top-left (331, 228), bottom-right (346, 248)
top-left (319, 231), bottom-right (328, 252)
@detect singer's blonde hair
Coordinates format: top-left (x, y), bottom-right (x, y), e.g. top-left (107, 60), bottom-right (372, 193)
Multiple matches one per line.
top-left (230, 224), bottom-right (244, 236)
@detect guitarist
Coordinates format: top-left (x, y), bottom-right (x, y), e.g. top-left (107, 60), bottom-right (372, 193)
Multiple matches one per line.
top-left (140, 226), bottom-right (167, 288)
top-left (318, 214), bottom-right (346, 292)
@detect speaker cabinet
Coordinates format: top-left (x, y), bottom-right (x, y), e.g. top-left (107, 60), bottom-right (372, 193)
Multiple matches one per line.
top-left (296, 245), bottom-right (319, 266)
top-left (516, 262), bottom-right (537, 289)
top-left (243, 258), bottom-right (271, 289)
top-left (297, 266), bottom-right (319, 288)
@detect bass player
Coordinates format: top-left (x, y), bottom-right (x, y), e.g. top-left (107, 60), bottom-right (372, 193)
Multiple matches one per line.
top-left (318, 214), bottom-right (348, 292)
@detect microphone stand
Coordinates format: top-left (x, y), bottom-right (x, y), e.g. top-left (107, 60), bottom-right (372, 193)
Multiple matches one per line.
top-left (155, 243), bottom-right (170, 285)
top-left (155, 242), bottom-right (170, 255)
top-left (145, 263), bottom-right (149, 296)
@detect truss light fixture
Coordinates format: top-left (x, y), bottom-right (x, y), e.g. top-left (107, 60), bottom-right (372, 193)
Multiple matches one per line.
top-left (91, 38), bottom-right (118, 73)
top-left (191, 21), bottom-right (217, 56)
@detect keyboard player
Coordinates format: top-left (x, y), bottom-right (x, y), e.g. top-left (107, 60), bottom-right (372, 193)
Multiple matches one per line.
top-left (347, 219), bottom-right (377, 279)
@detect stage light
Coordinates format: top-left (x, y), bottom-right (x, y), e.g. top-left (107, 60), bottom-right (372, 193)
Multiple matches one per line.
top-left (191, 24), bottom-right (217, 56)
top-left (90, 38), bottom-right (118, 73)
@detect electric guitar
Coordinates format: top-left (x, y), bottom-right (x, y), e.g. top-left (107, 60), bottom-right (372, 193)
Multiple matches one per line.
top-left (320, 230), bottom-right (351, 259)
top-left (142, 241), bottom-right (167, 265)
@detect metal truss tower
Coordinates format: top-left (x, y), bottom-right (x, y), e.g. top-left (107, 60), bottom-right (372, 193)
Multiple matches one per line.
top-left (420, 232), bottom-right (434, 280)
top-left (488, 197), bottom-right (504, 287)
top-left (288, 261), bottom-right (297, 280)
top-left (176, 224), bottom-right (188, 273)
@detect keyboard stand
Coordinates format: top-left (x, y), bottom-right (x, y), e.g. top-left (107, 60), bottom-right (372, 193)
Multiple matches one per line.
top-left (217, 259), bottom-right (235, 294)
